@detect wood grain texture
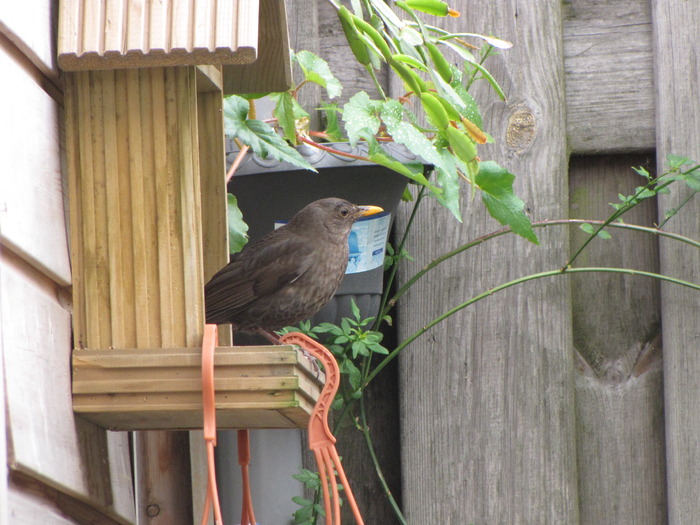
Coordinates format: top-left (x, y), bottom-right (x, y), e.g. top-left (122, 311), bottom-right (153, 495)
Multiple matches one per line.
top-left (651, 2), bottom-right (700, 523)
top-left (57, 0), bottom-right (258, 70)
top-left (569, 155), bottom-right (666, 524)
top-left (0, 51), bottom-right (71, 286)
top-left (223, 0), bottom-right (293, 94)
top-left (0, 257), bottom-right (135, 522)
top-left (72, 345), bottom-right (321, 430)
top-left (317, 0), bottom-right (387, 106)
top-left (394, 1), bottom-right (578, 522)
top-left (562, 0), bottom-right (655, 153)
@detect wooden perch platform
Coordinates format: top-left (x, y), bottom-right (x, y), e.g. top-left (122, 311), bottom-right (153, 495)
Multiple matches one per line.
top-left (72, 344), bottom-right (323, 431)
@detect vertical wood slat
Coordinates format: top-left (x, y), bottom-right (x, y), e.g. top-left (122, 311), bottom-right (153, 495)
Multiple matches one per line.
top-left (58, 0), bottom-right (259, 70)
top-left (394, 0), bottom-right (577, 522)
top-left (651, 2), bottom-right (700, 524)
top-left (65, 67), bottom-right (205, 354)
top-left (569, 155), bottom-right (666, 525)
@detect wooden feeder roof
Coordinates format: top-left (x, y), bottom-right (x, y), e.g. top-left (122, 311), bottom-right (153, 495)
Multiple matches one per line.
top-left (58, 0), bottom-right (292, 93)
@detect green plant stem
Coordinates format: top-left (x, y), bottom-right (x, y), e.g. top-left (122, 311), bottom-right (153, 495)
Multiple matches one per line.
top-left (366, 266), bottom-right (700, 386)
top-left (367, 65), bottom-right (388, 100)
top-left (358, 395), bottom-right (407, 524)
top-left (374, 185), bottom-right (428, 326)
top-left (658, 189), bottom-right (698, 228)
top-left (386, 218), bottom-right (700, 313)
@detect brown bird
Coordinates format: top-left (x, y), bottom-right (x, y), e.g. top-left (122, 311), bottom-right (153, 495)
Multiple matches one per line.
top-left (205, 198), bottom-right (383, 343)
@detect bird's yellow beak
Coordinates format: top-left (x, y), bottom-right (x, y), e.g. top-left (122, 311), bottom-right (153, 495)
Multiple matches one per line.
top-left (357, 205), bottom-right (384, 217)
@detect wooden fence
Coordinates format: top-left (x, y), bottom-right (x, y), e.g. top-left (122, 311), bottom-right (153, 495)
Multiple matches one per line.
top-left (296, 0), bottom-right (700, 523)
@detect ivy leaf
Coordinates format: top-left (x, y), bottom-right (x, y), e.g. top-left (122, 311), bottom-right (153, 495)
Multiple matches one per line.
top-left (295, 50), bottom-right (342, 99)
top-left (227, 193), bottom-right (249, 253)
top-left (343, 92), bottom-right (381, 145)
top-left (476, 161), bottom-right (538, 244)
top-left (223, 95), bottom-right (315, 171)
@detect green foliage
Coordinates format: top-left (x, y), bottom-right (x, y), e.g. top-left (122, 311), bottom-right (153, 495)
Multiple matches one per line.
top-left (222, 0), bottom-right (533, 238)
top-left (294, 50), bottom-right (343, 98)
top-left (226, 194), bottom-right (249, 253)
top-left (223, 95), bottom-right (315, 170)
top-left (476, 162), bottom-right (538, 244)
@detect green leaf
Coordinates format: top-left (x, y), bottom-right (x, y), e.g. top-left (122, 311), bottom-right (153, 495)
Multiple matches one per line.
top-left (321, 103), bottom-right (344, 141)
top-left (350, 299), bottom-right (361, 321)
top-left (666, 154), bottom-right (692, 170)
top-left (579, 223), bottom-right (611, 239)
top-left (271, 92), bottom-right (299, 144)
top-left (227, 194), bottom-right (249, 253)
top-left (223, 95), bottom-right (315, 171)
top-left (379, 100), bottom-right (445, 182)
top-left (343, 92), bottom-right (382, 145)
top-left (632, 165), bottom-right (651, 180)
top-left (475, 161), bottom-right (538, 244)
top-left (295, 50), bottom-right (343, 99)
top-left (341, 359), bottom-right (362, 390)
top-left (579, 222), bottom-right (595, 235)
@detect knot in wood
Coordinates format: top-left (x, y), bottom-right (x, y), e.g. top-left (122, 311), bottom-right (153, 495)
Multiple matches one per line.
top-left (506, 107), bottom-right (536, 152)
top-left (146, 504), bottom-right (161, 517)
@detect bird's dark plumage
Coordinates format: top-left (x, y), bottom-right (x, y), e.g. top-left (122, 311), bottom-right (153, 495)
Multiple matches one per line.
top-left (205, 198), bottom-right (383, 334)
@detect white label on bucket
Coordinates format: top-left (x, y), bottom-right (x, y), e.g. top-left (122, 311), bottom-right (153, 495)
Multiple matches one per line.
top-left (345, 212), bottom-right (391, 274)
top-left (274, 212), bottom-right (391, 274)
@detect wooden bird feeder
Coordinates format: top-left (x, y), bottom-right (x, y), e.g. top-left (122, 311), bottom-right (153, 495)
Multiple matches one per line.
top-left (59, 0), bottom-right (319, 430)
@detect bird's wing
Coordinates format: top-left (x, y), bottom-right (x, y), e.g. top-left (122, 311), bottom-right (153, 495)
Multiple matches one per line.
top-left (204, 230), bottom-right (316, 322)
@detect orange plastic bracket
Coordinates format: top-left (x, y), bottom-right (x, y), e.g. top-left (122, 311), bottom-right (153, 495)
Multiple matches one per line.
top-left (200, 323), bottom-right (223, 525)
top-left (280, 332), bottom-right (365, 525)
top-left (238, 428), bottom-right (257, 524)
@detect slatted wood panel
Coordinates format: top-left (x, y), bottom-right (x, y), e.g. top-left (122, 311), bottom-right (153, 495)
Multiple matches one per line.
top-left (58, 0), bottom-right (259, 70)
top-left (73, 345), bottom-right (321, 430)
top-left (64, 66), bottom-right (205, 350)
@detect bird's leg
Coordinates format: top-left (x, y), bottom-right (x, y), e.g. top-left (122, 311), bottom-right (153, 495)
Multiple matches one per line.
top-left (255, 328), bottom-right (320, 376)
top-left (254, 328), bottom-right (284, 345)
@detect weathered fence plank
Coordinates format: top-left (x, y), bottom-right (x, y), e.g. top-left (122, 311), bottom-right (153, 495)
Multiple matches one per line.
top-left (0, 50), bottom-right (70, 286)
top-left (395, 1), bottom-right (578, 522)
top-left (0, 255), bottom-right (135, 522)
top-left (562, 0), bottom-right (655, 153)
top-left (651, 2), bottom-right (700, 523)
top-left (569, 155), bottom-right (666, 524)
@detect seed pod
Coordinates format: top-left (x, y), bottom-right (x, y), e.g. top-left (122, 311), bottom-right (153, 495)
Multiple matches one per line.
top-left (445, 125), bottom-right (477, 164)
top-left (338, 6), bottom-right (371, 66)
top-left (404, 0), bottom-right (460, 17)
top-left (425, 42), bottom-right (453, 83)
top-left (390, 60), bottom-right (427, 94)
top-left (420, 92), bottom-right (450, 130)
top-left (462, 116), bottom-right (488, 144)
top-left (392, 53), bottom-right (428, 72)
top-left (436, 95), bottom-right (462, 122)
top-left (353, 17), bottom-right (393, 61)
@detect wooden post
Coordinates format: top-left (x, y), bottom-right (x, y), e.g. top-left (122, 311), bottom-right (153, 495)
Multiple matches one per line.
top-left (394, 0), bottom-right (578, 521)
top-left (651, 2), bottom-right (700, 523)
top-left (65, 66), bottom-right (205, 523)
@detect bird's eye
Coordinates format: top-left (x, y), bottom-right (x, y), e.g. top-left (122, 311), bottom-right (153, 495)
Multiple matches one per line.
top-left (340, 208), bottom-right (349, 217)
